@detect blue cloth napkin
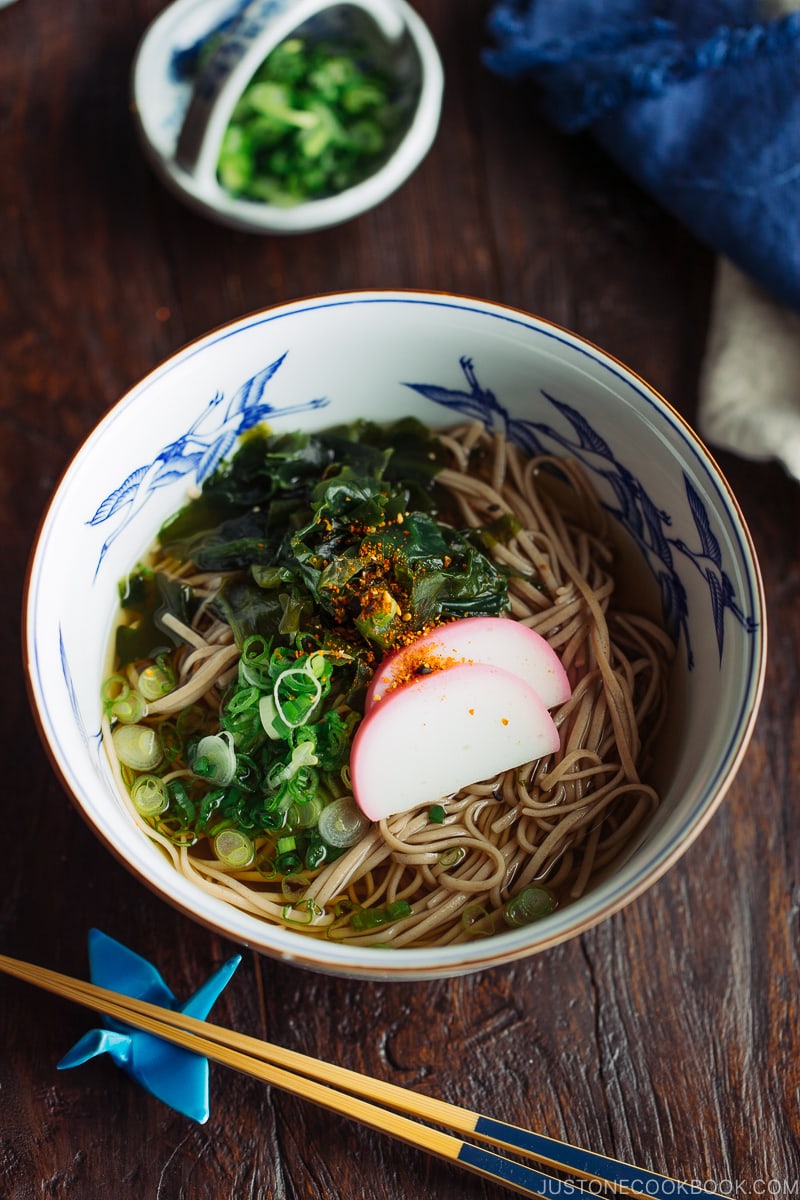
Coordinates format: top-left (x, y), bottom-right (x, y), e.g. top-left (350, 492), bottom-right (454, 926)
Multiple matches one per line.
top-left (484, 0), bottom-right (800, 310)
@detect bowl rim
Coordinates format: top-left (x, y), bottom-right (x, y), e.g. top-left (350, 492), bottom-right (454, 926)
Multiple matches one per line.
top-left (23, 289), bottom-right (768, 979)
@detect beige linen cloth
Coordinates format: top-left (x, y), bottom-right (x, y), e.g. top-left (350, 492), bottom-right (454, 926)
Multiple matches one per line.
top-left (697, 0), bottom-right (800, 480)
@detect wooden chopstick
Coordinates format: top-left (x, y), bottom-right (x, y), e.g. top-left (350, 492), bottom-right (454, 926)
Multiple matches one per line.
top-left (0, 953), bottom-right (712, 1199)
top-left (0, 953), bottom-right (570, 1200)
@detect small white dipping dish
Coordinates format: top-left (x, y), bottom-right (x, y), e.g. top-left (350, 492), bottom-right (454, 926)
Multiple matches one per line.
top-left (131, 0), bottom-right (444, 232)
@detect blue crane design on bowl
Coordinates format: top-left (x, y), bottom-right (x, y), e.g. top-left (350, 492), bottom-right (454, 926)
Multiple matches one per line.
top-left (86, 349), bottom-right (758, 672)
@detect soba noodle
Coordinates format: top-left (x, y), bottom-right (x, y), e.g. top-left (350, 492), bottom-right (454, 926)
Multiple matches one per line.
top-left (105, 421), bottom-right (674, 947)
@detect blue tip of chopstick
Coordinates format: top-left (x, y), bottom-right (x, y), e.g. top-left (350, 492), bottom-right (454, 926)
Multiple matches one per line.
top-left (473, 1116), bottom-right (712, 1199)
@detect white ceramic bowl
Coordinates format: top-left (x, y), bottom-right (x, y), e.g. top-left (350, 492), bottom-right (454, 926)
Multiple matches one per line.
top-left (131, 0), bottom-right (444, 233)
top-left (25, 292), bottom-right (766, 980)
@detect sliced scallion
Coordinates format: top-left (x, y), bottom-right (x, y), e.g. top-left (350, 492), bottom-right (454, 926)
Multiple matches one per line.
top-left (191, 731), bottom-right (237, 785)
top-left (137, 655), bottom-right (177, 701)
top-left (112, 724), bottom-right (164, 772)
top-left (276, 850), bottom-right (302, 874)
top-left (502, 886), bottom-right (557, 928)
top-left (214, 35), bottom-right (398, 206)
top-left (176, 704), bottom-right (207, 738)
top-left (266, 740), bottom-right (319, 789)
top-left (158, 721), bottom-right (183, 763)
top-left (102, 676), bottom-right (147, 723)
top-left (349, 899), bottom-right (412, 931)
top-left (101, 675), bottom-right (128, 710)
top-left (112, 692), bottom-right (148, 724)
top-left (273, 664), bottom-right (324, 728)
top-left (291, 795), bottom-right (324, 829)
top-left (281, 896), bottom-right (323, 925)
top-left (226, 685), bottom-right (261, 714)
top-left (318, 795), bottom-right (370, 849)
top-left (304, 839), bottom-right (327, 870)
top-left (258, 693), bottom-right (284, 740)
top-left (130, 774), bottom-right (168, 818)
top-left (213, 828), bottom-right (255, 869)
top-left (281, 873), bottom-right (308, 904)
top-left (239, 635), bottom-right (274, 688)
top-left (461, 903), bottom-right (495, 938)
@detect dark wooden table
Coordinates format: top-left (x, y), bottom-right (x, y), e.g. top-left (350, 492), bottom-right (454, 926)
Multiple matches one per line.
top-left (2, 2), bottom-right (798, 1197)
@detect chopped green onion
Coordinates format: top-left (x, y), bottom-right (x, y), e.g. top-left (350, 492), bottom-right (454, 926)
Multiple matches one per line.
top-left (118, 697), bottom-right (148, 726)
top-left (130, 774), bottom-right (169, 818)
top-left (112, 724), bottom-right (164, 771)
top-left (318, 796), bottom-right (370, 849)
top-left (197, 788), bottom-right (226, 831)
top-left (273, 663), bottom-right (324, 728)
top-left (502, 886), bottom-right (557, 928)
top-left (213, 35), bottom-right (399, 206)
top-left (213, 828), bottom-right (255, 868)
top-left (261, 809), bottom-right (288, 832)
top-left (266, 740), bottom-right (319, 790)
top-left (276, 850), bottom-right (302, 875)
top-left (101, 675), bottom-right (128, 711)
top-left (158, 818), bottom-right (197, 846)
top-left (428, 804), bottom-right (446, 824)
top-left (258, 693), bottom-right (285, 740)
top-left (281, 873), bottom-right (308, 904)
top-left (158, 721), bottom-right (183, 762)
top-left (461, 903), bottom-right (495, 938)
top-left (176, 705), bottom-right (208, 739)
top-left (350, 899), bottom-right (412, 931)
top-left (281, 897), bottom-right (323, 925)
top-left (286, 765), bottom-right (318, 801)
top-left (226, 685), bottom-right (261, 714)
top-left (304, 839), bottom-right (327, 870)
top-left (102, 676), bottom-right (147, 723)
top-left (137, 655), bottom-right (177, 701)
top-left (233, 753), bottom-right (261, 792)
top-left (222, 703), bottom-right (263, 749)
top-left (239, 635), bottom-right (274, 688)
top-left (291, 795), bottom-right (324, 829)
top-left (114, 693), bottom-right (148, 724)
top-left (191, 731), bottom-right (237, 785)
top-left (438, 846), bottom-right (466, 869)
top-left (255, 851), bottom-right (277, 879)
top-left (307, 652), bottom-right (328, 679)
top-left (166, 779), bottom-right (196, 823)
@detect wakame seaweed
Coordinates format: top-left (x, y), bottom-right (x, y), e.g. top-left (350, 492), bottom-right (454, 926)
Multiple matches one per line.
top-left (154, 418), bottom-right (508, 657)
top-left (115, 568), bottom-right (198, 665)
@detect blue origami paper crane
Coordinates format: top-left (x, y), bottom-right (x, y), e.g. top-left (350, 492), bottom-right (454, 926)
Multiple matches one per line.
top-left (58, 929), bottom-right (241, 1123)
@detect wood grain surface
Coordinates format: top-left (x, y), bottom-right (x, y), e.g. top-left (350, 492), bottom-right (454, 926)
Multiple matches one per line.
top-left (1, 2), bottom-right (799, 1197)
